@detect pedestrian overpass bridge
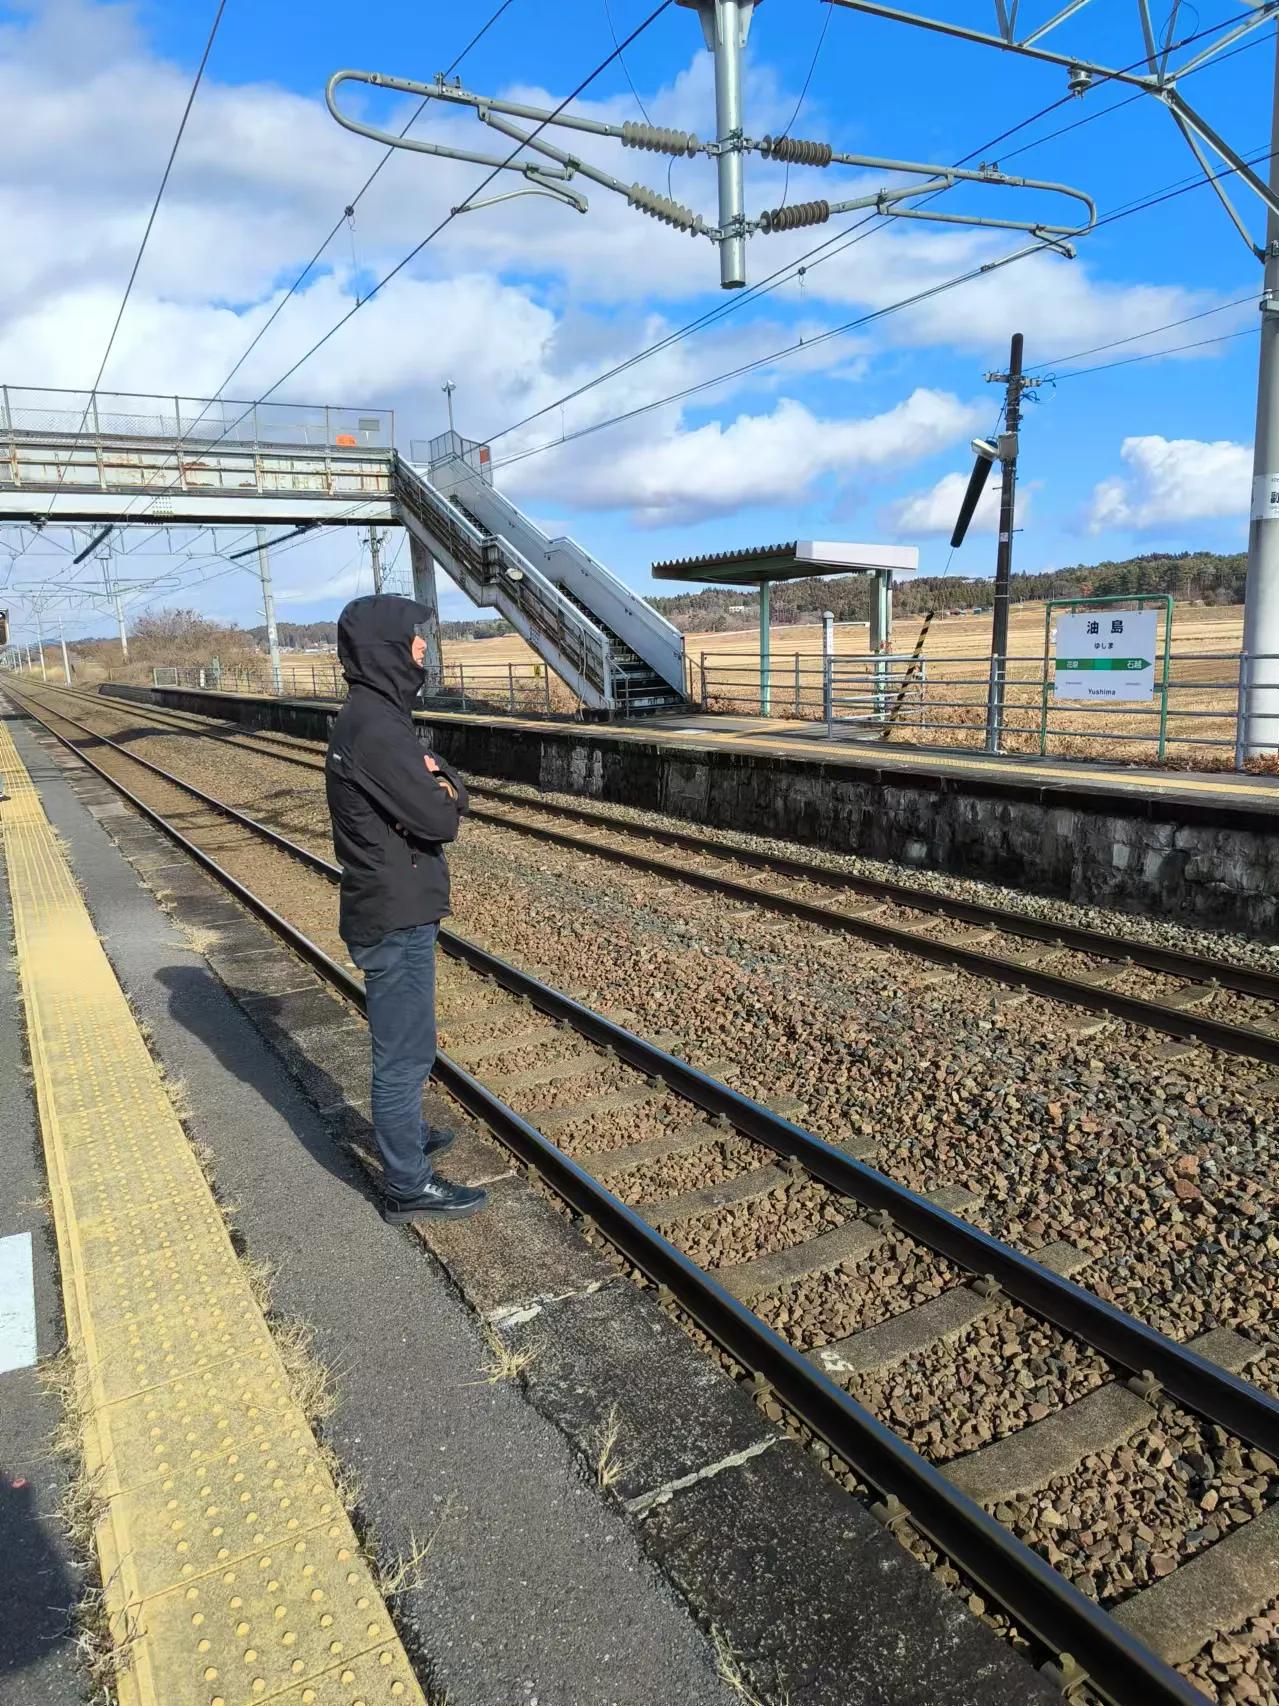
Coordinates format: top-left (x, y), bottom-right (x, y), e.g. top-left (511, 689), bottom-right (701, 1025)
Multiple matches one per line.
top-left (0, 386), bottom-right (688, 715)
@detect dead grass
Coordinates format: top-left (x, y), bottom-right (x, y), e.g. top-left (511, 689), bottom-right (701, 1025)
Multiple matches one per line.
top-left (712, 1629), bottom-right (789, 1706)
top-left (377, 1495), bottom-right (457, 1601)
top-left (270, 1315), bottom-right (338, 1426)
top-left (594, 1403), bottom-right (624, 1491)
top-left (467, 1322), bottom-right (539, 1386)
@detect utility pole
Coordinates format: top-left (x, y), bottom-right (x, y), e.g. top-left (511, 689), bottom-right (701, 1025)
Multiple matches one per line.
top-left (59, 620), bottom-right (72, 685)
top-left (369, 525), bottom-right (384, 595)
top-left (1243, 30), bottom-right (1279, 757)
top-left (984, 332), bottom-right (1035, 753)
top-left (442, 380), bottom-right (457, 436)
top-left (100, 547), bottom-right (128, 661)
top-left (255, 527), bottom-right (283, 694)
top-left (33, 604), bottom-right (48, 681)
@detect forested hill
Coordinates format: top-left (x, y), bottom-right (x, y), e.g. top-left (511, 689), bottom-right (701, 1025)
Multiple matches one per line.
top-left (647, 551), bottom-right (1247, 633)
top-left (247, 552), bottom-right (1246, 646)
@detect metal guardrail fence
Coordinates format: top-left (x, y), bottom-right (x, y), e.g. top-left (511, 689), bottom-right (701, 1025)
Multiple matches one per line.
top-left (1, 384), bottom-right (394, 450)
top-left (151, 659), bottom-right (584, 716)
top-left (693, 647), bottom-right (1279, 770)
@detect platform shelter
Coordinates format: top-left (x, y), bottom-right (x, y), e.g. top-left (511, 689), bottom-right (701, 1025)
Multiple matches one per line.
top-left (651, 539), bottom-right (918, 712)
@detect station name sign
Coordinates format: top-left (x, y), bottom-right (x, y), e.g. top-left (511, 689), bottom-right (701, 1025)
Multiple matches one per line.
top-left (1054, 610), bottom-right (1157, 703)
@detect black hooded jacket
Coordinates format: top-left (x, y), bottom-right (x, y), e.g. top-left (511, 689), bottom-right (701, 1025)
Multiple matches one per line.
top-left (325, 596), bottom-right (468, 946)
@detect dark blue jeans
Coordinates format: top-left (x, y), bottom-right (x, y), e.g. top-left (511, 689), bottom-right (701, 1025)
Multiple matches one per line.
top-left (350, 922), bottom-right (440, 1200)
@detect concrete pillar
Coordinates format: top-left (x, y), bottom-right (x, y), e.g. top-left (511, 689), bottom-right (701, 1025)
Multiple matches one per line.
top-left (408, 532), bottom-right (443, 693)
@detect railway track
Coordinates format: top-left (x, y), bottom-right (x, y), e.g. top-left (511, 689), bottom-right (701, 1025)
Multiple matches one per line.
top-left (40, 682), bottom-right (1279, 1067)
top-left (8, 677), bottom-right (1279, 1706)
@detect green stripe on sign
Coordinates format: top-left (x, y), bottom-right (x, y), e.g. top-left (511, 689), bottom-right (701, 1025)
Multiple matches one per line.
top-left (1057, 657), bottom-right (1152, 672)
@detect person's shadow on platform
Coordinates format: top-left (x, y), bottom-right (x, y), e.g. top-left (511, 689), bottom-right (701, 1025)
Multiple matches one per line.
top-left (153, 962), bottom-right (385, 1213)
top-left (0, 1473), bottom-right (79, 1682)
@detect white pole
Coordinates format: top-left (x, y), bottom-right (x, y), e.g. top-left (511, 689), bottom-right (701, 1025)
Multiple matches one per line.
top-left (34, 606), bottom-right (47, 680)
top-left (1242, 29), bottom-right (1279, 755)
top-left (822, 609), bottom-right (835, 722)
top-left (59, 621), bottom-right (72, 684)
top-left (255, 527), bottom-right (283, 694)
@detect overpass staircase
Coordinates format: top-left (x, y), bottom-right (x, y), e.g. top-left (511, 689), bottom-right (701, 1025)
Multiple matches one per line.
top-left (403, 433), bottom-right (687, 717)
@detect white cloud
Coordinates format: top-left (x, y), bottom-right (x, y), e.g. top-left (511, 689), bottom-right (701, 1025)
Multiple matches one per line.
top-left (1085, 436), bottom-right (1251, 533)
top-left (883, 468), bottom-right (996, 537)
top-left (509, 389), bottom-right (982, 525)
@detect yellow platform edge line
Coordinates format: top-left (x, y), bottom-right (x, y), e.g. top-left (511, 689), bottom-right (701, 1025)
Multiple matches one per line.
top-left (0, 717), bottom-right (427, 1706)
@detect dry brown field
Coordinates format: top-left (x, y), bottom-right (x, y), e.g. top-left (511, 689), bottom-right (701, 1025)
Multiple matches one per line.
top-left (124, 601), bottom-right (1259, 770)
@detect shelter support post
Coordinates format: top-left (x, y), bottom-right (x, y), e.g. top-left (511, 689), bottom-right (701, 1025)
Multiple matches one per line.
top-left (409, 533), bottom-right (444, 693)
top-left (759, 577), bottom-right (771, 715)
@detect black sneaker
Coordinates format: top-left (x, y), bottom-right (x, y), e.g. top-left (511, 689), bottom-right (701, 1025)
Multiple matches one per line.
top-left (381, 1176), bottom-right (487, 1224)
top-left (422, 1125), bottom-right (455, 1159)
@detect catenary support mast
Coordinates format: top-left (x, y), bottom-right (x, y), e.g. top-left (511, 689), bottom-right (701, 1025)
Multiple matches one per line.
top-left (1243, 28), bottom-right (1279, 756)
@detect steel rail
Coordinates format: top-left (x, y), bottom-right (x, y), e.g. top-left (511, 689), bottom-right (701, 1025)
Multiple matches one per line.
top-left (14, 683), bottom-right (1279, 1464)
top-left (463, 784), bottom-right (1279, 1000)
top-left (461, 798), bottom-right (1279, 1065)
top-left (2, 681), bottom-right (1211, 1706)
top-left (72, 685), bottom-right (1279, 1003)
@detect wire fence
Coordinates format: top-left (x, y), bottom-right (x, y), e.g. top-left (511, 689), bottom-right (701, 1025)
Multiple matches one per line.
top-left (0, 384), bottom-right (394, 449)
top-left (691, 647), bottom-right (1279, 771)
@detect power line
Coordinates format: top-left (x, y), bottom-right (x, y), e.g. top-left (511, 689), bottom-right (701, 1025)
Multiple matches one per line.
top-left (111, 0), bottom-right (675, 544)
top-left (486, 13), bottom-right (1271, 451)
top-left (1048, 322), bottom-right (1259, 379)
top-left (207, 0), bottom-right (520, 403)
top-left (494, 141), bottom-right (1279, 470)
top-left (1032, 290), bottom-right (1257, 370)
top-left (31, 0), bottom-right (226, 536)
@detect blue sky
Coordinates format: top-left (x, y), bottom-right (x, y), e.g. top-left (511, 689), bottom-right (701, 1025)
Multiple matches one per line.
top-left (0, 0), bottom-right (1273, 636)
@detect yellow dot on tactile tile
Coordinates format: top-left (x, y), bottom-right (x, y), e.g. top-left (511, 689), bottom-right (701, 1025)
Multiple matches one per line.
top-left (203, 1667), bottom-right (218, 1682)
top-left (379, 1654), bottom-right (392, 1667)
top-left (302, 1692), bottom-right (316, 1704)
top-left (391, 1685), bottom-right (405, 1699)
top-left (236, 1623), bottom-right (250, 1637)
top-left (243, 1649), bottom-right (258, 1664)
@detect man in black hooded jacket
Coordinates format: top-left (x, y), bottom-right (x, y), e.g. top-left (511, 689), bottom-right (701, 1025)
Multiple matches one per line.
top-left (325, 595), bottom-right (486, 1222)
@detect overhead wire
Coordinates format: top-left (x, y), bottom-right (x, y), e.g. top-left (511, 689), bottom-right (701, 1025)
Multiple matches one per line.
top-left (494, 135), bottom-right (1279, 470)
top-left (484, 7), bottom-right (1272, 449)
top-left (24, 0), bottom-right (227, 550)
top-left (205, 0), bottom-right (521, 404)
top-left (111, 0), bottom-right (676, 546)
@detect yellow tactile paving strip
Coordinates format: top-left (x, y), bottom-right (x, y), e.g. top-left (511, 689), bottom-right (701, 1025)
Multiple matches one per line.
top-left (0, 720), bottom-right (426, 1706)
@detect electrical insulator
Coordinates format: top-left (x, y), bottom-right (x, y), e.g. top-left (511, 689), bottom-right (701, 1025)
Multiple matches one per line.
top-left (627, 184), bottom-right (705, 233)
top-left (620, 121), bottom-right (700, 157)
top-left (761, 135), bottom-right (833, 167)
top-left (759, 199), bottom-right (830, 234)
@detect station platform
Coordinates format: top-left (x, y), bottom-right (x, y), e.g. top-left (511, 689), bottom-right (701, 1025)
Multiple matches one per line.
top-left (0, 702), bottom-right (1058, 1706)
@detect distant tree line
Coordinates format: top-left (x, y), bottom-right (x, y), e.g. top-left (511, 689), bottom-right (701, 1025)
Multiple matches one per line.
top-left (649, 551), bottom-right (1249, 632)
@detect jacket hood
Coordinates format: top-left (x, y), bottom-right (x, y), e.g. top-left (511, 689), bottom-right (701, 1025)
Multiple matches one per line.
top-left (337, 595), bottom-right (430, 710)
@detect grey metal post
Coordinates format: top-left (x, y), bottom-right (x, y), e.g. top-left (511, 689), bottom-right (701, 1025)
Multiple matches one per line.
top-left (59, 622), bottom-right (71, 684)
top-left (255, 527), bottom-right (283, 694)
top-left (986, 331), bottom-right (1025, 752)
top-left (443, 381), bottom-right (457, 437)
top-left (408, 534), bottom-right (444, 691)
top-left (1242, 30), bottom-right (1279, 755)
top-left (508, 662), bottom-right (516, 713)
top-left (34, 605), bottom-right (47, 681)
top-left (690, 0), bottom-right (756, 289)
top-left (369, 526), bottom-right (384, 594)
top-left (758, 576), bottom-right (771, 714)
